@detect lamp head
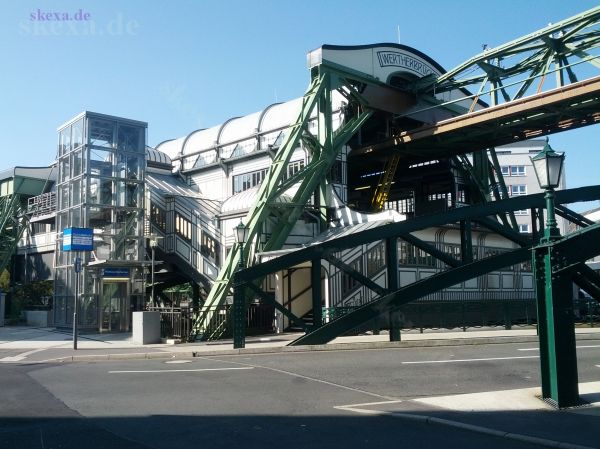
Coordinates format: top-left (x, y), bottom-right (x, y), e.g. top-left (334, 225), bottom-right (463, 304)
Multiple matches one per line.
top-left (530, 138), bottom-right (565, 190)
top-left (234, 220), bottom-right (249, 244)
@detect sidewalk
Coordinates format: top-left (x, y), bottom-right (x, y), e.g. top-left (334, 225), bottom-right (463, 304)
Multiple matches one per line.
top-left (1, 324), bottom-right (599, 363)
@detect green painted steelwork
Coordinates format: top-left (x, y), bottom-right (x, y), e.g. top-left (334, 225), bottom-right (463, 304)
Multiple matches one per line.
top-left (238, 185), bottom-right (600, 284)
top-left (224, 186), bottom-right (600, 346)
top-left (420, 6), bottom-right (600, 103)
top-left (0, 193), bottom-right (27, 276)
top-left (294, 247), bottom-right (533, 345)
top-left (193, 62), bottom-right (380, 340)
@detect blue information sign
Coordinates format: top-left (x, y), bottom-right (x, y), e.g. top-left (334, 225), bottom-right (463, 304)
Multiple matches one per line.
top-left (102, 268), bottom-right (130, 278)
top-left (63, 227), bottom-right (94, 252)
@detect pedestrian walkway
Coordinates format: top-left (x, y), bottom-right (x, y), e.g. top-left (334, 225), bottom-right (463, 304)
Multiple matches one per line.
top-left (1, 324), bottom-right (599, 363)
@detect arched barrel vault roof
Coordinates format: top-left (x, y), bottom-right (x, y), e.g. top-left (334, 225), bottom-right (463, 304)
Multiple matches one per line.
top-left (157, 86), bottom-right (350, 161)
top-left (182, 125), bottom-right (220, 157)
top-left (155, 137), bottom-right (185, 160)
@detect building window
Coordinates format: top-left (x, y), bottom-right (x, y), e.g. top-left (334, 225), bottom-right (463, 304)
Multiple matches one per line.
top-left (175, 212), bottom-right (192, 241)
top-left (286, 160), bottom-right (305, 178)
top-left (232, 161), bottom-right (306, 195)
top-left (232, 168), bottom-right (269, 194)
top-left (511, 165), bottom-right (526, 176)
top-left (342, 257), bottom-right (362, 296)
top-left (399, 242), bottom-right (435, 267)
top-left (518, 224), bottom-right (530, 233)
top-left (200, 232), bottom-right (220, 267)
top-left (501, 165), bottom-right (526, 176)
top-left (509, 185), bottom-right (527, 196)
top-left (150, 203), bottom-right (166, 232)
top-left (366, 243), bottom-right (385, 276)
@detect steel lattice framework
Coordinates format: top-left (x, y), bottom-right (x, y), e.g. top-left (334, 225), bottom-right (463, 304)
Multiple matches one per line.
top-left (193, 6), bottom-right (600, 341)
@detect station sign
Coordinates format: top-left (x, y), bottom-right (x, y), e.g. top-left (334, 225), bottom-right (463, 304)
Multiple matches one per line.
top-left (102, 267), bottom-right (130, 280)
top-left (63, 227), bottom-right (93, 251)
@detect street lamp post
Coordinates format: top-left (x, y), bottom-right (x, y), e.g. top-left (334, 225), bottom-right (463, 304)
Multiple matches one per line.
top-left (233, 220), bottom-right (249, 349)
top-left (149, 236), bottom-right (163, 306)
top-left (531, 138), bottom-right (565, 241)
top-left (530, 139), bottom-right (579, 408)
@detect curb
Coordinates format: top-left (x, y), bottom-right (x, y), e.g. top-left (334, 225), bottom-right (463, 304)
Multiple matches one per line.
top-left (37, 333), bottom-right (600, 364)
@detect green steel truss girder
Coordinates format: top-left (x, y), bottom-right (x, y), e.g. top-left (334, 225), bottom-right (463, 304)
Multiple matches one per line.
top-left (193, 64), bottom-right (375, 340)
top-left (555, 205), bottom-right (595, 228)
top-left (293, 220), bottom-right (600, 346)
top-left (324, 254), bottom-right (388, 296)
top-left (238, 185), bottom-right (600, 284)
top-left (292, 247), bottom-right (533, 346)
top-left (232, 185), bottom-right (600, 343)
top-left (0, 193), bottom-right (27, 275)
top-left (415, 6), bottom-right (600, 106)
top-left (400, 233), bottom-right (461, 268)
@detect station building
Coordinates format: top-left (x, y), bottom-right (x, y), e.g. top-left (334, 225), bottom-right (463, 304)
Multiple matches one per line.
top-left (1, 43), bottom-right (569, 334)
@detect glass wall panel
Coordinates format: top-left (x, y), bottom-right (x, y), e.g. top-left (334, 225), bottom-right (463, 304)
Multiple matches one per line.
top-left (72, 119), bottom-right (84, 149)
top-left (59, 127), bottom-right (71, 156)
top-left (70, 178), bottom-right (82, 206)
top-left (88, 206), bottom-right (111, 230)
top-left (100, 179), bottom-right (114, 205)
top-left (58, 184), bottom-right (69, 210)
top-left (70, 206), bottom-right (82, 227)
top-left (89, 149), bottom-right (112, 177)
top-left (117, 125), bottom-right (143, 153)
top-left (89, 119), bottom-right (115, 147)
top-left (71, 148), bottom-right (83, 178)
top-left (59, 156), bottom-right (71, 183)
top-left (127, 156), bottom-right (141, 180)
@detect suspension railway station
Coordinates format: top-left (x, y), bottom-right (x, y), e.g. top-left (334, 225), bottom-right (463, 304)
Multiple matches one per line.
top-left (2, 6), bottom-right (600, 405)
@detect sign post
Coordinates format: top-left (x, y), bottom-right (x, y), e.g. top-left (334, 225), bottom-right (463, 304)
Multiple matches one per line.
top-left (63, 228), bottom-right (93, 351)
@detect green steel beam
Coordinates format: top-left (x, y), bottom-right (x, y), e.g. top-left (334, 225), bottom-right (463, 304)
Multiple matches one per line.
top-left (325, 254), bottom-right (388, 296)
top-left (193, 64), bottom-right (376, 340)
top-left (555, 205), bottom-right (595, 228)
top-left (291, 247), bottom-right (532, 345)
top-left (429, 6), bottom-right (600, 94)
top-left (239, 185), bottom-right (600, 284)
top-left (400, 233), bottom-right (461, 268)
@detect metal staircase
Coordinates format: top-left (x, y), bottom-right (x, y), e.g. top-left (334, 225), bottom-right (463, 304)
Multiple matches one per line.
top-left (371, 154), bottom-right (400, 212)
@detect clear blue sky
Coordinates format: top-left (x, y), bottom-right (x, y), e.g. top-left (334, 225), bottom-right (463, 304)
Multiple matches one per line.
top-left (1, 1), bottom-right (598, 202)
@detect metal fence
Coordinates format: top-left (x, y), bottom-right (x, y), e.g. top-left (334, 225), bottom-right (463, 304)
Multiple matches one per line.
top-left (323, 297), bottom-right (600, 334)
top-left (150, 297), bottom-right (599, 341)
top-left (148, 302), bottom-right (275, 342)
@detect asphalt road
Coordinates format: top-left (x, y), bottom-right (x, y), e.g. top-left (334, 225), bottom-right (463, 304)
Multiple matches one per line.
top-left (2, 340), bottom-right (599, 449)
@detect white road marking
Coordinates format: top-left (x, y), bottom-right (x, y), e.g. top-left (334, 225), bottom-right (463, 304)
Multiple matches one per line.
top-left (164, 360), bottom-right (192, 364)
top-left (109, 367), bottom-right (254, 374)
top-left (335, 400), bottom-right (403, 415)
top-left (518, 345), bottom-right (600, 351)
top-left (0, 348), bottom-right (48, 362)
top-left (402, 355), bottom-right (539, 364)
top-left (195, 355), bottom-right (397, 401)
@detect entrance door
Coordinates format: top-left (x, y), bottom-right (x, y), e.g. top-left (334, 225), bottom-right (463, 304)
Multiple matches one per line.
top-left (100, 281), bottom-right (130, 332)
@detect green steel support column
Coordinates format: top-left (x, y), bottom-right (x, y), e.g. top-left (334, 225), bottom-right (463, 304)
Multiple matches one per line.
top-left (191, 282), bottom-right (200, 310)
top-left (317, 72), bottom-right (333, 233)
top-left (534, 244), bottom-right (580, 407)
top-left (232, 273), bottom-right (246, 349)
top-left (386, 237), bottom-right (401, 341)
top-left (311, 258), bottom-right (323, 330)
top-left (460, 220), bottom-right (473, 264)
top-left (472, 151), bottom-right (490, 198)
